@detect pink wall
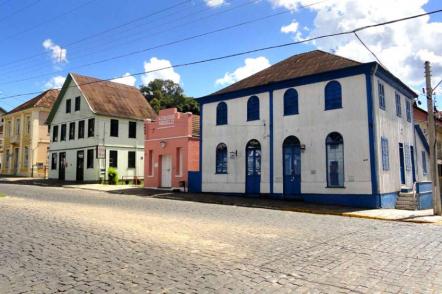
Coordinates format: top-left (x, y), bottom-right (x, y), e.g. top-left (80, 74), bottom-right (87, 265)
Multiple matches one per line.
top-left (144, 108), bottom-right (199, 189)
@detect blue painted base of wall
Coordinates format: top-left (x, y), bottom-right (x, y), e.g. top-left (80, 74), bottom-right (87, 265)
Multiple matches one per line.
top-left (188, 171), bottom-right (202, 193)
top-left (418, 192), bottom-right (433, 210)
top-left (197, 189), bottom-right (400, 209)
top-left (416, 181), bottom-right (433, 210)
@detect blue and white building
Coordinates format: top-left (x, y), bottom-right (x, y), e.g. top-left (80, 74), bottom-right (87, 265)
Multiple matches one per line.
top-left (196, 50), bottom-right (431, 208)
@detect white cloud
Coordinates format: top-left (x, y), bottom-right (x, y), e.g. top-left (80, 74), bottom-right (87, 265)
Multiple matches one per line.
top-left (205, 0), bottom-right (225, 7)
top-left (45, 76), bottom-right (66, 89)
top-left (42, 39), bottom-right (67, 64)
top-left (272, 0), bottom-right (442, 88)
top-left (215, 57), bottom-right (271, 86)
top-left (111, 73), bottom-right (137, 86)
top-left (141, 57), bottom-right (181, 85)
top-left (281, 21), bottom-right (299, 34)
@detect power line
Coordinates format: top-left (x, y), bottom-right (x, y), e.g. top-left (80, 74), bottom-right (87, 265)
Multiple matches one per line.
top-left (1, 7), bottom-right (441, 101)
top-left (0, 0), bottom-right (190, 69)
top-left (353, 31), bottom-right (386, 68)
top-left (0, 0), bottom-right (251, 76)
top-left (0, 0), bottom-right (255, 76)
top-left (0, 0), bottom-right (329, 85)
top-left (2, 0), bottom-right (99, 41)
top-left (434, 79), bottom-right (442, 92)
top-left (0, 0), bottom-right (41, 24)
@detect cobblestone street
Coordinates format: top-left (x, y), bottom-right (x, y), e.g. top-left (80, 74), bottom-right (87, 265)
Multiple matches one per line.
top-left (1, 184), bottom-right (442, 293)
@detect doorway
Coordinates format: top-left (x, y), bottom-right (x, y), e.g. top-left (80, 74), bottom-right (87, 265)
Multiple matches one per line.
top-left (59, 152), bottom-right (66, 181)
top-left (76, 150), bottom-right (84, 182)
top-left (161, 155), bottom-right (172, 188)
top-left (246, 139), bottom-right (261, 194)
top-left (283, 136), bottom-right (301, 197)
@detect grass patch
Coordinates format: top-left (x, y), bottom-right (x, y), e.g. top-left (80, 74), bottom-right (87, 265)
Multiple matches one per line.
top-left (0, 192), bottom-right (6, 198)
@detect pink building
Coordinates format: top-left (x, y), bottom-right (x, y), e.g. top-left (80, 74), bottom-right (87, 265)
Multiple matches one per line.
top-left (144, 108), bottom-right (200, 189)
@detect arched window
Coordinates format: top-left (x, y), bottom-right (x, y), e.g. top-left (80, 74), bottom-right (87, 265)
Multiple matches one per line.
top-left (216, 143), bottom-right (228, 174)
top-left (326, 132), bottom-right (344, 187)
top-left (216, 102), bottom-right (228, 125)
top-left (284, 88), bottom-right (299, 116)
top-left (247, 96), bottom-right (260, 121)
top-left (324, 81), bottom-right (342, 110)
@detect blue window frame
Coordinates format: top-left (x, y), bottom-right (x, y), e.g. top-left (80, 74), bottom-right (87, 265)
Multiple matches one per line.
top-left (395, 92), bottom-right (401, 117)
top-left (247, 96), bottom-right (260, 121)
top-left (378, 82), bottom-right (385, 110)
top-left (283, 88), bottom-right (299, 116)
top-left (381, 137), bottom-right (389, 171)
top-left (406, 100), bottom-right (412, 122)
top-left (422, 151), bottom-right (428, 175)
top-left (326, 132), bottom-right (344, 187)
top-left (216, 102), bottom-right (228, 125)
top-left (324, 81), bottom-right (342, 110)
top-left (216, 143), bottom-right (228, 174)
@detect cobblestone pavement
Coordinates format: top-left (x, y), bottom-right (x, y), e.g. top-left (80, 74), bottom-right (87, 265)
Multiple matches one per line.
top-left (1, 184), bottom-right (442, 293)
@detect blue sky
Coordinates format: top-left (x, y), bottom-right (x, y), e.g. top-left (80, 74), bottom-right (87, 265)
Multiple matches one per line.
top-left (1, 0), bottom-right (441, 112)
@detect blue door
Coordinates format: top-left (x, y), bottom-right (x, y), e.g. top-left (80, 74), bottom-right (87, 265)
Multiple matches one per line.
top-left (399, 143), bottom-right (405, 185)
top-left (246, 140), bottom-right (261, 195)
top-left (283, 136), bottom-right (301, 197)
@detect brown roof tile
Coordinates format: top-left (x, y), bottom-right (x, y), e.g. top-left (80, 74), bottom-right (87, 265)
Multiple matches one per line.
top-left (71, 73), bottom-right (157, 120)
top-left (7, 89), bottom-right (59, 115)
top-left (212, 50), bottom-right (361, 96)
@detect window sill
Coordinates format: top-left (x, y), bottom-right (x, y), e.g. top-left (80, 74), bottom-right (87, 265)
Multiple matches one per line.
top-left (324, 107), bottom-right (343, 111)
top-left (283, 113), bottom-right (299, 116)
top-left (326, 186), bottom-right (346, 189)
top-left (215, 172), bottom-right (228, 175)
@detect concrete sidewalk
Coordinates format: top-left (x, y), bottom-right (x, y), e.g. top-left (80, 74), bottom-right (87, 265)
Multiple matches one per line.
top-left (2, 176), bottom-right (442, 224)
top-left (67, 184), bottom-right (442, 224)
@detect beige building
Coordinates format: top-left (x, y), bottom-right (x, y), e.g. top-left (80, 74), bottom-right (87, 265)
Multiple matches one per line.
top-left (1, 90), bottom-right (59, 177)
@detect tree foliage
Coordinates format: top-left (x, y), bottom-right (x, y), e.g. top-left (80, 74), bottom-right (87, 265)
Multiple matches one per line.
top-left (140, 79), bottom-right (199, 115)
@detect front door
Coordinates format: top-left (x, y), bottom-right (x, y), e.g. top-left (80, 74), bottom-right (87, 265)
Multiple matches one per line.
top-left (246, 140), bottom-right (261, 195)
top-left (59, 152), bottom-right (66, 181)
top-left (161, 155), bottom-right (172, 188)
top-left (13, 148), bottom-right (19, 175)
top-left (76, 151), bottom-right (84, 182)
top-left (399, 143), bottom-right (405, 185)
top-left (283, 136), bottom-right (301, 197)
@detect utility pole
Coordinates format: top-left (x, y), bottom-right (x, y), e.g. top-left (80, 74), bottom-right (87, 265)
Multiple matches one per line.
top-left (425, 61), bottom-right (442, 215)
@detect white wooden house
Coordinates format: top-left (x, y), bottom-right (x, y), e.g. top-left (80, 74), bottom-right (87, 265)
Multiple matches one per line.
top-left (47, 73), bottom-right (156, 182)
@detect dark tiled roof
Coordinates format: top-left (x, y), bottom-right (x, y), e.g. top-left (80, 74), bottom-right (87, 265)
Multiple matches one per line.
top-left (192, 115), bottom-right (200, 137)
top-left (71, 73), bottom-right (157, 120)
top-left (212, 50), bottom-right (361, 96)
top-left (7, 89), bottom-right (59, 115)
top-left (0, 107), bottom-right (6, 115)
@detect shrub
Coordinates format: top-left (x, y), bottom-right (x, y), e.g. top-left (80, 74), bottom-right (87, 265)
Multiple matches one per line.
top-left (108, 167), bottom-right (119, 185)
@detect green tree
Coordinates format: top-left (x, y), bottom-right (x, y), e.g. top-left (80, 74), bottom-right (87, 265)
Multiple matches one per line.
top-left (140, 79), bottom-right (200, 115)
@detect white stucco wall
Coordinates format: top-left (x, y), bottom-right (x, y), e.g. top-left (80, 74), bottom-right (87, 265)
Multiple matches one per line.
top-left (202, 75), bottom-right (372, 195)
top-left (373, 76), bottom-right (416, 193)
top-left (273, 75), bottom-right (371, 195)
top-left (48, 78), bottom-right (145, 182)
top-left (202, 92), bottom-right (271, 193)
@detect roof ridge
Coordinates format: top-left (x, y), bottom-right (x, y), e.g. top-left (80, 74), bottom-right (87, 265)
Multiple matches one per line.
top-left (70, 72), bottom-right (139, 90)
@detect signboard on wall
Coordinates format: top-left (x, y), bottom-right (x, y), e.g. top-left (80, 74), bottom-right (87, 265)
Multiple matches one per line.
top-left (96, 145), bottom-right (106, 159)
top-left (158, 114), bottom-right (175, 127)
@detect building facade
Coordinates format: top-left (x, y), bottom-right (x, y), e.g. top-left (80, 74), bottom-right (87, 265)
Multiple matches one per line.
top-left (1, 90), bottom-right (58, 177)
top-left (0, 107), bottom-right (6, 170)
top-left (197, 50), bottom-right (430, 208)
top-left (144, 108), bottom-right (200, 189)
top-left (47, 73), bottom-right (156, 182)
